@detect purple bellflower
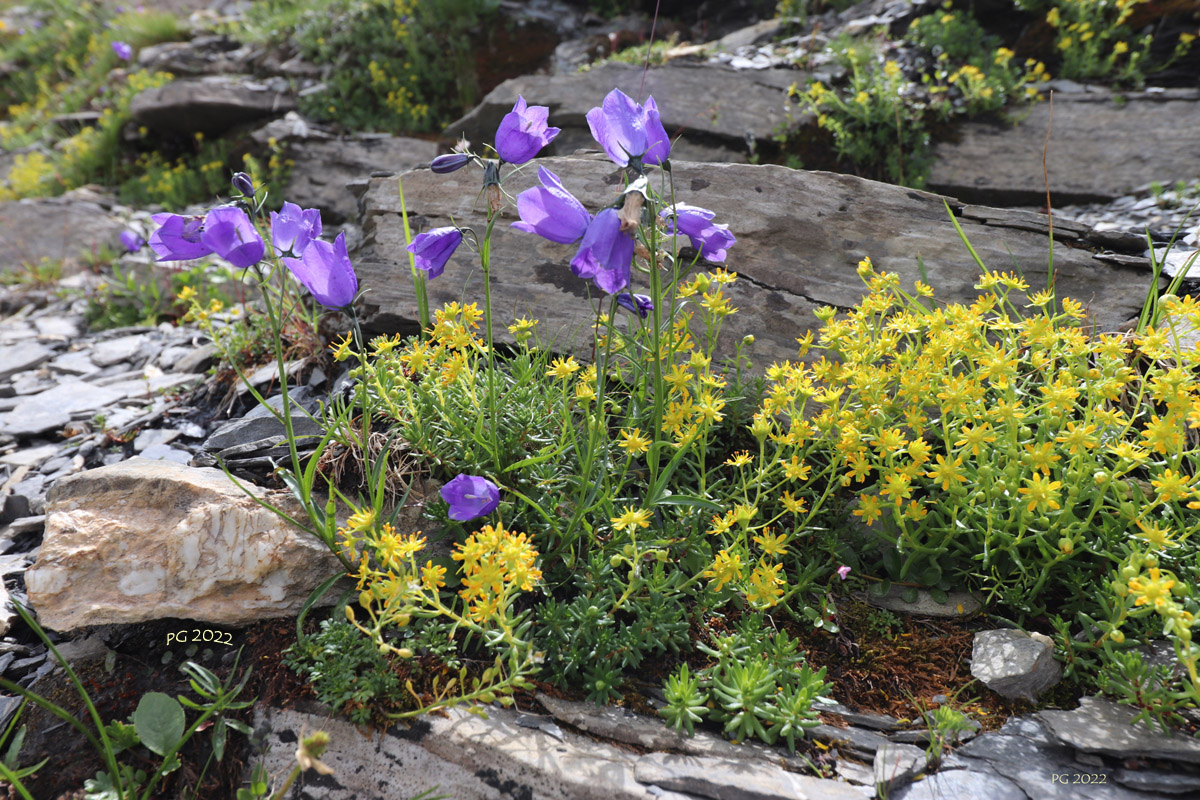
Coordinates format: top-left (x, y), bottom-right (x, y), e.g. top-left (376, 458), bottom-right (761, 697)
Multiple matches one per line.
top-left (441, 474), bottom-right (501, 521)
top-left (111, 40), bottom-right (133, 60)
top-left (430, 153), bottom-right (472, 174)
top-left (201, 206), bottom-right (265, 269)
top-left (407, 227), bottom-right (463, 279)
top-left (586, 89), bottom-right (670, 168)
top-left (512, 167), bottom-right (591, 244)
top-left (571, 208), bottom-right (634, 295)
top-left (494, 96), bottom-right (560, 165)
top-left (283, 232), bottom-right (358, 309)
top-left (270, 201), bottom-right (322, 258)
top-left (232, 171), bottom-right (255, 198)
top-left (119, 230), bottom-right (145, 253)
top-left (616, 292), bottom-right (653, 318)
top-left (661, 204), bottom-right (736, 263)
top-left (148, 213), bottom-right (213, 261)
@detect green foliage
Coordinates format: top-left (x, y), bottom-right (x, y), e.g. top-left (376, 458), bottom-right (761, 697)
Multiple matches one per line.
top-left (242, 0), bottom-right (500, 133)
top-left (583, 33), bottom-right (680, 72)
top-left (0, 603), bottom-right (255, 800)
top-left (663, 616), bottom-right (829, 751)
top-left (86, 261), bottom-right (239, 331)
top-left (1036, 0), bottom-right (1195, 86)
top-left (283, 616), bottom-right (402, 725)
top-left (788, 9), bottom-right (1048, 186)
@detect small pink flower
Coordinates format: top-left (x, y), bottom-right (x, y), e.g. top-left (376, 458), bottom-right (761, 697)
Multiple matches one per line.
top-left (836, 565), bottom-right (851, 580)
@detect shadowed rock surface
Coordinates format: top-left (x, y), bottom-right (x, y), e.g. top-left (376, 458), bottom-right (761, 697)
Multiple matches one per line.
top-left (356, 155), bottom-right (1160, 367)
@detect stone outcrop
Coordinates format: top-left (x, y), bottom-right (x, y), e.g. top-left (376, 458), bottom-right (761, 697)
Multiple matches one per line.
top-left (26, 458), bottom-right (345, 631)
top-left (252, 113), bottom-right (438, 223)
top-left (356, 156), bottom-right (1160, 368)
top-left (929, 87), bottom-right (1200, 205)
top-left (130, 76), bottom-right (296, 137)
top-left (970, 629), bottom-right (1063, 702)
top-left (442, 61), bottom-right (803, 164)
top-left (0, 192), bottom-right (128, 275)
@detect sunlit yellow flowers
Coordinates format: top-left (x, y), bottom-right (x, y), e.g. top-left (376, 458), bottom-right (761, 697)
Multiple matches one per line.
top-left (725, 450), bottom-right (753, 468)
top-left (611, 506), bottom-right (652, 533)
top-left (1151, 469), bottom-right (1192, 504)
top-left (746, 561), bottom-right (785, 607)
top-left (1127, 568), bottom-right (1175, 610)
top-left (925, 454), bottom-right (967, 491)
top-left (753, 529), bottom-right (789, 559)
top-left (704, 549), bottom-right (744, 591)
top-left (618, 428), bottom-right (652, 456)
top-left (421, 559), bottom-right (447, 591)
top-left (1017, 475), bottom-right (1062, 514)
top-left (331, 331), bottom-right (354, 361)
top-left (546, 356), bottom-right (581, 380)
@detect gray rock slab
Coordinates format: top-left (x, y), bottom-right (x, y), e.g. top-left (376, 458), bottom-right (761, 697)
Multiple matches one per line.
top-left (0, 342), bottom-right (54, 382)
top-left (929, 89), bottom-right (1200, 205)
top-left (138, 443), bottom-right (192, 464)
top-left (49, 350), bottom-right (101, 377)
top-left (809, 723), bottom-right (891, 761)
top-left (253, 703), bottom-right (675, 800)
top-left (444, 62), bottom-right (802, 165)
top-left (252, 116), bottom-right (438, 224)
top-left (820, 703), bottom-right (902, 732)
top-left (0, 444), bottom-right (60, 469)
top-left (0, 406), bottom-right (70, 438)
top-left (133, 428), bottom-right (182, 452)
top-left (1114, 767), bottom-right (1200, 795)
top-left (358, 157), bottom-right (1157, 372)
top-left (0, 196), bottom-right (126, 276)
top-left (892, 768), bottom-right (1026, 800)
top-left (33, 316), bottom-right (82, 341)
top-left (538, 692), bottom-right (694, 751)
top-left (955, 714), bottom-right (1148, 800)
top-left (971, 629), bottom-right (1062, 702)
top-left (874, 741), bottom-right (926, 794)
top-left (633, 752), bottom-right (865, 800)
top-left (89, 334), bottom-right (151, 368)
top-left (1040, 696), bottom-right (1200, 767)
top-left (170, 342), bottom-right (217, 374)
top-left (130, 76), bottom-right (296, 137)
top-left (864, 585), bottom-right (982, 618)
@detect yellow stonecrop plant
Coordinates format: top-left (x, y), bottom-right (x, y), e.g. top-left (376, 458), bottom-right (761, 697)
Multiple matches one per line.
top-left (775, 254), bottom-right (1197, 702)
top-left (339, 507), bottom-right (542, 715)
top-left (1040, 0), bottom-right (1197, 84)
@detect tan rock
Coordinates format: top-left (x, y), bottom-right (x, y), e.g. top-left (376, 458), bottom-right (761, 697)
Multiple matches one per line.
top-left (27, 458), bottom-right (346, 631)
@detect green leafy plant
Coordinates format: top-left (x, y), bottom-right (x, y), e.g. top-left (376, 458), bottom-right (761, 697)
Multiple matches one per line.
top-left (284, 615), bottom-right (403, 725)
top-left (0, 603), bottom-right (255, 800)
top-left (240, 0), bottom-right (500, 133)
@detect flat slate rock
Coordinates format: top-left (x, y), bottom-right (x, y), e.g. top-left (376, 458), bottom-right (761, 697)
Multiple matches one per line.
top-left (0, 195), bottom-right (126, 275)
top-left (130, 76), bottom-right (296, 137)
top-left (929, 88), bottom-right (1200, 205)
top-left (357, 157), bottom-right (1159, 371)
top-left (633, 752), bottom-right (866, 800)
top-left (252, 704), bottom-right (701, 800)
top-left (893, 767), bottom-right (1026, 800)
top-left (443, 61), bottom-right (802, 165)
top-left (1039, 696), bottom-right (1200, 767)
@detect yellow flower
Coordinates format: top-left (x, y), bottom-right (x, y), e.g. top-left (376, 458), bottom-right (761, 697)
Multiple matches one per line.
top-left (780, 455), bottom-right (811, 481)
top-left (331, 331), bottom-right (354, 361)
top-left (883, 61), bottom-right (901, 78)
top-left (1023, 442), bottom-right (1062, 476)
top-left (955, 423), bottom-right (996, 456)
top-left (546, 356), bottom-right (581, 380)
top-left (781, 491), bottom-right (807, 514)
top-left (611, 506), bottom-right (652, 533)
top-left (704, 549), bottom-right (744, 591)
top-left (852, 493), bottom-right (883, 526)
top-left (176, 285), bottom-right (197, 304)
top-left (347, 508), bottom-right (376, 532)
top-left (1151, 468), bottom-right (1192, 504)
top-left (1054, 422), bottom-right (1098, 454)
top-left (753, 529), bottom-right (789, 559)
top-left (618, 428), bottom-right (652, 456)
top-left (1127, 568), bottom-right (1176, 610)
top-left (855, 90), bottom-right (871, 105)
top-left (1017, 475), bottom-right (1062, 514)
top-left (746, 561), bottom-right (785, 607)
top-left (1135, 520), bottom-right (1178, 548)
top-left (421, 560), bottom-right (447, 590)
top-left (925, 454), bottom-right (967, 491)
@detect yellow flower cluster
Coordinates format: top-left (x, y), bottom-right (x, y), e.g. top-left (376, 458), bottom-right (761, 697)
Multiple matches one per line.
top-left (452, 523), bottom-right (542, 623)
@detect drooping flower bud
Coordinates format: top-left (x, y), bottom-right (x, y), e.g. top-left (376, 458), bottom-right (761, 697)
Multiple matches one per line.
top-left (231, 171), bottom-right (255, 198)
top-left (430, 153), bottom-right (472, 174)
